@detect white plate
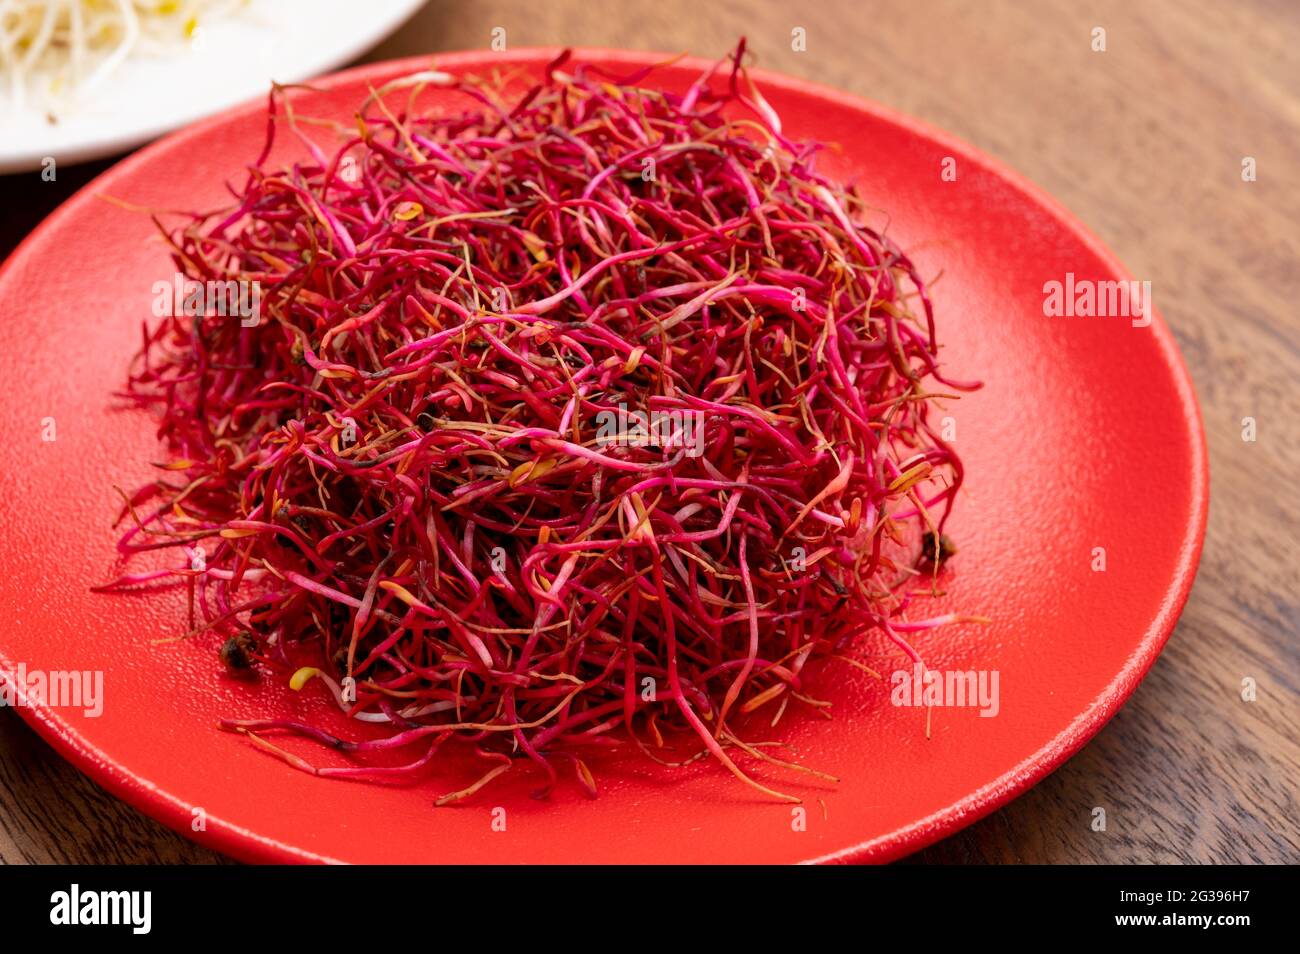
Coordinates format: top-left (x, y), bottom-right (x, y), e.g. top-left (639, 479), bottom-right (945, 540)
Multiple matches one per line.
top-left (0, 0), bottom-right (427, 173)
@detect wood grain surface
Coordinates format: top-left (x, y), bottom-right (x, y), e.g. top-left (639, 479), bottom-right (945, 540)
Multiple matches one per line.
top-left (1, 0), bottom-right (1296, 864)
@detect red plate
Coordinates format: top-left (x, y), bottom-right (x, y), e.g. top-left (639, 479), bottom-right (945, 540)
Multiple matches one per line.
top-left (0, 50), bottom-right (1207, 864)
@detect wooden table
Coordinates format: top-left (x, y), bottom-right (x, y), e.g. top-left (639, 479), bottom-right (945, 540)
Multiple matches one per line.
top-left (1, 0), bottom-right (1296, 864)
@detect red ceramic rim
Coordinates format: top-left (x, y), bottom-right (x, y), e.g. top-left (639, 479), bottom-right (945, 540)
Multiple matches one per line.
top-left (0, 49), bottom-right (1209, 864)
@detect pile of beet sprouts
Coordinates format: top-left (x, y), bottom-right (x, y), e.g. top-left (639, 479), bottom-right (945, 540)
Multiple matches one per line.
top-left (101, 42), bottom-right (979, 803)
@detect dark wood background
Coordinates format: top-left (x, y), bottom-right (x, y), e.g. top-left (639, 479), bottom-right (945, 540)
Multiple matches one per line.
top-left (1, 0), bottom-right (1296, 864)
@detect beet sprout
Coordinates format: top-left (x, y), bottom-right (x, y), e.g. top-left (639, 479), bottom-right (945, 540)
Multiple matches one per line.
top-left (98, 40), bottom-right (980, 803)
